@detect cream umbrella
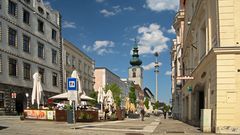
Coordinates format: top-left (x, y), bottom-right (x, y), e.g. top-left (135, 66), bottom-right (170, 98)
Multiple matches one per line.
top-left (105, 90), bottom-right (114, 115)
top-left (31, 72), bottom-right (43, 109)
top-left (71, 70), bottom-right (83, 108)
top-left (97, 86), bottom-right (105, 112)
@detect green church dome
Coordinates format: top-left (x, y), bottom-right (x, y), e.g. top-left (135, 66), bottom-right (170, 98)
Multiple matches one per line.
top-left (130, 42), bottom-right (142, 66)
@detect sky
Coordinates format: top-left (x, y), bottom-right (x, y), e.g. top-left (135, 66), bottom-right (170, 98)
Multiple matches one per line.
top-left (44, 0), bottom-right (179, 103)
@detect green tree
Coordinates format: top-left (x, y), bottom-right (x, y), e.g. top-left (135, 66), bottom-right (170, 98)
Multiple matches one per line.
top-left (105, 83), bottom-right (122, 107)
top-left (154, 101), bottom-right (160, 110)
top-left (89, 91), bottom-right (98, 106)
top-left (163, 104), bottom-right (170, 113)
top-left (128, 85), bottom-right (136, 106)
top-left (144, 98), bottom-right (149, 109)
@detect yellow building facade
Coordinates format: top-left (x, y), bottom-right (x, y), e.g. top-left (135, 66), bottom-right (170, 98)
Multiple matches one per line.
top-left (172, 0), bottom-right (240, 134)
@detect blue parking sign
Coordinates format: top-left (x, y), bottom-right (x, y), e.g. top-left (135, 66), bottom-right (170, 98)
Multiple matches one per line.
top-left (67, 78), bottom-right (77, 91)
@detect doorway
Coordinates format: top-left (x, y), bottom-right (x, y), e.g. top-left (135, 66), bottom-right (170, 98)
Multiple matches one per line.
top-left (198, 91), bottom-right (204, 120)
top-left (15, 93), bottom-right (26, 115)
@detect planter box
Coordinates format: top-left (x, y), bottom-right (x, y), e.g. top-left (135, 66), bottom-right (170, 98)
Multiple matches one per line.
top-left (128, 113), bottom-right (140, 119)
top-left (55, 110), bottom-right (67, 122)
top-left (116, 109), bottom-right (125, 120)
top-left (76, 110), bottom-right (98, 122)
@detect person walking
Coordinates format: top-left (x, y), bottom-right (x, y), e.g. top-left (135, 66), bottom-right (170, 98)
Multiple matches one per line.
top-left (140, 108), bottom-right (145, 121)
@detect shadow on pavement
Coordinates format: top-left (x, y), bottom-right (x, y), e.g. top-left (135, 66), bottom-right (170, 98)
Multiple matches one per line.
top-left (0, 126), bottom-right (8, 130)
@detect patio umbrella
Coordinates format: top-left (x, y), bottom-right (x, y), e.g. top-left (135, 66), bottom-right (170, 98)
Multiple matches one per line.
top-left (49, 92), bottom-right (95, 101)
top-left (97, 87), bottom-right (105, 103)
top-left (97, 86), bottom-right (105, 112)
top-left (31, 72), bottom-right (43, 109)
top-left (71, 70), bottom-right (83, 108)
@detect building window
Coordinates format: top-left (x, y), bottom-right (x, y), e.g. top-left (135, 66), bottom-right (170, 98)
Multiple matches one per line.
top-left (23, 9), bottom-right (30, 24)
top-left (52, 49), bottom-right (57, 64)
top-left (72, 56), bottom-right (75, 68)
top-left (38, 19), bottom-right (44, 33)
top-left (52, 29), bottom-right (56, 40)
top-left (23, 35), bottom-right (30, 53)
top-left (66, 53), bottom-right (70, 65)
top-left (46, 12), bottom-right (50, 19)
top-left (8, 0), bottom-right (17, 16)
top-left (0, 22), bottom-right (2, 41)
top-left (38, 42), bottom-right (44, 58)
top-left (8, 27), bottom-right (17, 47)
top-left (23, 62), bottom-right (31, 80)
top-left (132, 68), bottom-right (136, 77)
top-left (38, 6), bottom-right (44, 14)
top-left (0, 93), bottom-right (4, 108)
top-left (52, 72), bottom-right (57, 86)
top-left (78, 60), bottom-right (81, 70)
top-left (38, 67), bottom-right (44, 83)
top-left (0, 54), bottom-right (2, 73)
top-left (9, 58), bottom-right (17, 76)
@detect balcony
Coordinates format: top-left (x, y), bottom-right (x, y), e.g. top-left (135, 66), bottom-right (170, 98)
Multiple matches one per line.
top-left (173, 10), bottom-right (185, 27)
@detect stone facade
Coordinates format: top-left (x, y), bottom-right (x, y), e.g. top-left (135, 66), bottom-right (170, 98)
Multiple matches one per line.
top-left (63, 39), bottom-right (95, 95)
top-left (172, 0), bottom-right (240, 134)
top-left (0, 0), bottom-right (62, 115)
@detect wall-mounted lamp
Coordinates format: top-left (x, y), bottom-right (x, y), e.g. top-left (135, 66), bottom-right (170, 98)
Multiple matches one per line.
top-left (187, 21), bottom-right (191, 25)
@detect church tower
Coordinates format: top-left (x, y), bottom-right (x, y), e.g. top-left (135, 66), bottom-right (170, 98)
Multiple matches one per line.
top-left (128, 42), bottom-right (143, 88)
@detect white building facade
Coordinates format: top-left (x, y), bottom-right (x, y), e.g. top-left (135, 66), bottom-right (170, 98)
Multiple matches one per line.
top-left (0, 0), bottom-right (62, 115)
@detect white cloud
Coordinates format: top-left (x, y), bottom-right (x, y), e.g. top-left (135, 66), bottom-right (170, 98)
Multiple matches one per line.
top-left (165, 71), bottom-right (172, 76)
top-left (123, 6), bottom-right (135, 11)
top-left (83, 40), bottom-right (115, 55)
top-left (145, 0), bottom-right (179, 12)
top-left (167, 26), bottom-right (175, 34)
top-left (96, 0), bottom-right (105, 3)
top-left (100, 9), bottom-right (116, 17)
top-left (137, 23), bottom-right (169, 55)
top-left (62, 21), bottom-right (77, 28)
top-left (142, 62), bottom-right (162, 70)
top-left (100, 6), bottom-right (135, 17)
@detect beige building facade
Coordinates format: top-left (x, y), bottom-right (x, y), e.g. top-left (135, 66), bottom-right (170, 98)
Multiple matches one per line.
top-left (94, 67), bottom-right (129, 106)
top-left (172, 0), bottom-right (240, 134)
top-left (63, 39), bottom-right (95, 95)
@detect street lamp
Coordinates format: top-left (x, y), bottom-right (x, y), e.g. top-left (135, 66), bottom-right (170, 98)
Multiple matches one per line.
top-left (154, 52), bottom-right (159, 102)
top-left (25, 93), bottom-right (29, 109)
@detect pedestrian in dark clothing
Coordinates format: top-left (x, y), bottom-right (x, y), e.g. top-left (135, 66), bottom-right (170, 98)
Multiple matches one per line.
top-left (140, 108), bottom-right (145, 121)
top-left (163, 111), bottom-right (167, 119)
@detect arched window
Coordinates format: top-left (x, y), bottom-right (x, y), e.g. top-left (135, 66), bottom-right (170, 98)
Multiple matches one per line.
top-left (38, 6), bottom-right (44, 14)
top-left (132, 68), bottom-right (136, 77)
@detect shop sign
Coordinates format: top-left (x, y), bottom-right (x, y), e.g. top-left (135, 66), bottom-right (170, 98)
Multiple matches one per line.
top-left (24, 110), bottom-right (47, 120)
top-left (47, 111), bottom-right (54, 120)
top-left (67, 78), bottom-right (77, 101)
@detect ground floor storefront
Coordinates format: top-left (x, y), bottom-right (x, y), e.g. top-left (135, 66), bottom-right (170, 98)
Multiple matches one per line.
top-left (175, 48), bottom-right (240, 134)
top-left (0, 83), bottom-right (58, 115)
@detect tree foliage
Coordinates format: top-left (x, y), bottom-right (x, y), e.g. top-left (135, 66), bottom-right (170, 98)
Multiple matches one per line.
top-left (163, 104), bottom-right (171, 113)
top-left (154, 101), bottom-right (160, 110)
top-left (105, 83), bottom-right (122, 107)
top-left (89, 91), bottom-right (98, 106)
top-left (128, 85), bottom-right (136, 106)
top-left (144, 98), bottom-right (149, 109)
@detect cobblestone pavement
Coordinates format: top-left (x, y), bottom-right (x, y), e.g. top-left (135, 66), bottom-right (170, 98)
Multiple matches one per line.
top-left (0, 116), bottom-right (215, 135)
